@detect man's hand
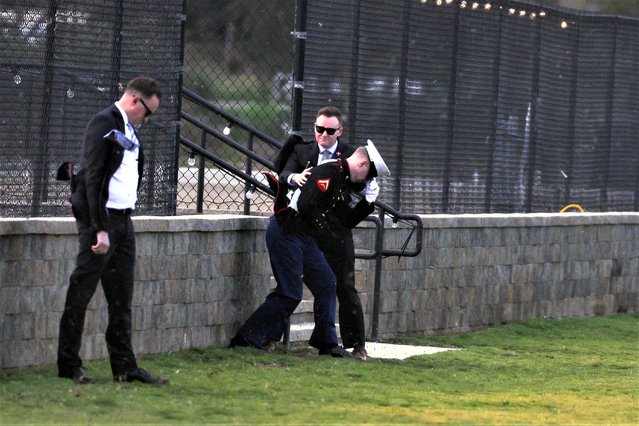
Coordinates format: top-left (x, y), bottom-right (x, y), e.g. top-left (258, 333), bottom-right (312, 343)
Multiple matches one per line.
top-left (364, 178), bottom-right (380, 203)
top-left (91, 231), bottom-right (110, 255)
top-left (292, 166), bottom-right (313, 187)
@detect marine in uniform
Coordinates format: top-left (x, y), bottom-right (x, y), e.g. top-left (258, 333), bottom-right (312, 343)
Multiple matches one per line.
top-left (275, 106), bottom-right (379, 360)
top-left (230, 142), bottom-right (389, 358)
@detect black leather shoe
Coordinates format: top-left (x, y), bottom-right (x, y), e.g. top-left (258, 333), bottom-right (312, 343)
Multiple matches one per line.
top-left (59, 368), bottom-right (95, 384)
top-left (115, 367), bottom-right (169, 385)
top-left (351, 345), bottom-right (368, 361)
top-left (319, 346), bottom-right (358, 359)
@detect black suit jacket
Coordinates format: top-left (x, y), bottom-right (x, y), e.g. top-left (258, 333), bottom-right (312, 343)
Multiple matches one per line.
top-left (71, 104), bottom-right (144, 232)
top-left (279, 139), bottom-right (356, 188)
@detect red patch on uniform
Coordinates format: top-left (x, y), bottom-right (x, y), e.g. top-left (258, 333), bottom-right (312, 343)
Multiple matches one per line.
top-left (316, 178), bottom-right (330, 192)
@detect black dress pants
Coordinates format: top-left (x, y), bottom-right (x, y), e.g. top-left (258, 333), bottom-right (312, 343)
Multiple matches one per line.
top-left (57, 214), bottom-right (138, 377)
top-left (316, 230), bottom-right (366, 349)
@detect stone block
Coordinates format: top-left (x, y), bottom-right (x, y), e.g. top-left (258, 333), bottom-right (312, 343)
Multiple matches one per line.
top-left (187, 303), bottom-right (209, 326)
top-left (80, 333), bottom-right (108, 362)
top-left (0, 287), bottom-right (20, 314)
top-left (34, 311), bottom-right (48, 339)
top-left (133, 304), bottom-right (154, 331)
top-left (0, 261), bottom-right (28, 288)
top-left (160, 280), bottom-right (187, 304)
top-left (3, 339), bottom-right (38, 368)
top-left (84, 307), bottom-right (108, 334)
top-left (510, 264), bottom-right (537, 284)
top-left (134, 329), bottom-right (161, 355)
top-left (183, 280), bottom-right (206, 304)
top-left (196, 254), bottom-right (223, 279)
top-left (10, 313), bottom-right (34, 340)
top-left (211, 324), bottom-right (235, 347)
top-left (29, 260), bottom-right (61, 286)
top-left (37, 338), bottom-right (57, 366)
top-left (203, 278), bottom-right (230, 302)
top-left (189, 326), bottom-right (213, 348)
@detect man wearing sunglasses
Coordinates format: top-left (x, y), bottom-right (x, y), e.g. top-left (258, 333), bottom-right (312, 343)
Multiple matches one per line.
top-left (280, 106), bottom-right (346, 187)
top-left (57, 76), bottom-right (168, 385)
top-left (276, 107), bottom-right (380, 361)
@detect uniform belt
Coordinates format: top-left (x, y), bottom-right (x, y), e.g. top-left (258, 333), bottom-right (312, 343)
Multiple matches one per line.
top-left (108, 208), bottom-right (132, 216)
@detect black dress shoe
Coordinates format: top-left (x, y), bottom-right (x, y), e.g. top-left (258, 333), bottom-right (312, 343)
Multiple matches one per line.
top-left (59, 368), bottom-right (95, 384)
top-left (351, 345), bottom-right (368, 361)
top-left (115, 367), bottom-right (169, 385)
top-left (318, 346), bottom-right (358, 359)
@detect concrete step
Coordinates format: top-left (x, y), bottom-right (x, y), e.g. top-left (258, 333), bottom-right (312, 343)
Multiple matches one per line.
top-left (291, 299), bottom-right (314, 323)
top-left (269, 276), bottom-right (336, 343)
top-left (289, 322), bottom-right (340, 343)
top-left (289, 297), bottom-right (346, 343)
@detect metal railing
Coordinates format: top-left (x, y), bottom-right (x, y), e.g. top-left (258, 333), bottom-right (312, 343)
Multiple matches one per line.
top-left (179, 86), bottom-right (423, 341)
top-left (179, 87), bottom-right (281, 215)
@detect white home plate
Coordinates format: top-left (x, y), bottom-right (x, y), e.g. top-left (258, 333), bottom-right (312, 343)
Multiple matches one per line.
top-left (364, 342), bottom-right (458, 360)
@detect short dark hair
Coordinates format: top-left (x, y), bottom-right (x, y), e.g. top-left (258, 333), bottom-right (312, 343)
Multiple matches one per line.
top-left (126, 76), bottom-right (162, 100)
top-left (316, 106), bottom-right (343, 126)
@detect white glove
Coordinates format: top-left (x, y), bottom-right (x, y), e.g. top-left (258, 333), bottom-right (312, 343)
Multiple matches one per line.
top-left (364, 178), bottom-right (380, 203)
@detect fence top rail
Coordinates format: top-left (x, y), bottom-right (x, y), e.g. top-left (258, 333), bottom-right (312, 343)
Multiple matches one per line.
top-left (416, 212), bottom-right (639, 228)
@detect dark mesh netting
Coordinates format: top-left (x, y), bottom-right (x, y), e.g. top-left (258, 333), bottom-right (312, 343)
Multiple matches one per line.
top-left (301, 0), bottom-right (639, 213)
top-left (3, 0), bottom-right (637, 216)
top-left (0, 0), bottom-right (185, 217)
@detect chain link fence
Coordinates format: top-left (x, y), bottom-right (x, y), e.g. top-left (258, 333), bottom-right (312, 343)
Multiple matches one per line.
top-left (1, 0), bottom-right (637, 217)
top-left (0, 0), bottom-right (184, 217)
top-left (177, 0), bottom-right (294, 215)
top-left (179, 0), bottom-right (638, 215)
top-left (298, 0), bottom-right (639, 213)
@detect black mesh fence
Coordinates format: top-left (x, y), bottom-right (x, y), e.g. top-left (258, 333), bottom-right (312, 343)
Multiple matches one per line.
top-left (300, 0), bottom-right (639, 213)
top-left (2, 0), bottom-right (637, 217)
top-left (0, 0), bottom-right (185, 217)
top-left (177, 0), bottom-right (295, 214)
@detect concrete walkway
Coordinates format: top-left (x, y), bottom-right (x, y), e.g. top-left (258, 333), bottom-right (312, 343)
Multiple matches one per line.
top-left (364, 342), bottom-right (458, 360)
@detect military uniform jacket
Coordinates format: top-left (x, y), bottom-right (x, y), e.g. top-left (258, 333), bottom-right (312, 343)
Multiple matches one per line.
top-left (279, 138), bottom-right (354, 187)
top-left (276, 159), bottom-right (374, 239)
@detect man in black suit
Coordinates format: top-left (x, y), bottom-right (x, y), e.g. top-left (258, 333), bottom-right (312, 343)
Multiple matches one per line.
top-left (57, 76), bottom-right (168, 385)
top-left (277, 107), bottom-right (380, 361)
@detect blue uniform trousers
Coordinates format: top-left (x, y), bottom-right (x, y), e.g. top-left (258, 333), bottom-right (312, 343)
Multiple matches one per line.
top-left (232, 216), bottom-right (338, 349)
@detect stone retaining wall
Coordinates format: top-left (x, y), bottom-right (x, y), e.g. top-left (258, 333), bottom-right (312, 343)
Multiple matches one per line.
top-left (372, 213), bottom-right (638, 338)
top-left (1, 213), bottom-right (637, 369)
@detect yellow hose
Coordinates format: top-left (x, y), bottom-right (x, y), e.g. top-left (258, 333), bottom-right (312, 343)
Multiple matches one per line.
top-left (560, 204), bottom-right (584, 213)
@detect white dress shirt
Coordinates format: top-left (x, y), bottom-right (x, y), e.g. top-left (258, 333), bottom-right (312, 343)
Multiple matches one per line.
top-left (106, 102), bottom-right (139, 210)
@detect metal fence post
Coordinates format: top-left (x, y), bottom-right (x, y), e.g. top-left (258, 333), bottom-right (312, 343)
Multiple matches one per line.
top-left (291, 0), bottom-right (308, 134)
top-left (196, 129), bottom-right (206, 213)
top-left (370, 207), bottom-right (386, 342)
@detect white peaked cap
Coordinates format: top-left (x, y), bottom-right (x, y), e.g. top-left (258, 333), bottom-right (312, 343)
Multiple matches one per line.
top-left (366, 139), bottom-right (391, 178)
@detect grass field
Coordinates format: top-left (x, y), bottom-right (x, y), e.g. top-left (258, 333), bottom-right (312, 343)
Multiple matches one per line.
top-left (1, 313), bottom-right (637, 424)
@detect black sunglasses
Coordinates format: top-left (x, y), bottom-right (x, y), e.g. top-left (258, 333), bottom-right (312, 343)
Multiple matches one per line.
top-left (314, 124), bottom-right (340, 136)
top-left (138, 97), bottom-right (153, 117)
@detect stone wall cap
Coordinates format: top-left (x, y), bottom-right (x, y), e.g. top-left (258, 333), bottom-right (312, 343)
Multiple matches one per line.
top-left (418, 212), bottom-right (639, 228)
top-left (0, 214), bottom-right (270, 235)
top-left (1, 212), bottom-right (638, 235)
top-left (133, 214), bottom-right (268, 233)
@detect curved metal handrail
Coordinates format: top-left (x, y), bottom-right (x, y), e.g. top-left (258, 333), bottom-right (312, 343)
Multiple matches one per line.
top-left (179, 88), bottom-right (424, 343)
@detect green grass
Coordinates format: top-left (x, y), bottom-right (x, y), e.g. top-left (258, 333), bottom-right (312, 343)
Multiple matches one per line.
top-left (1, 313), bottom-right (637, 424)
